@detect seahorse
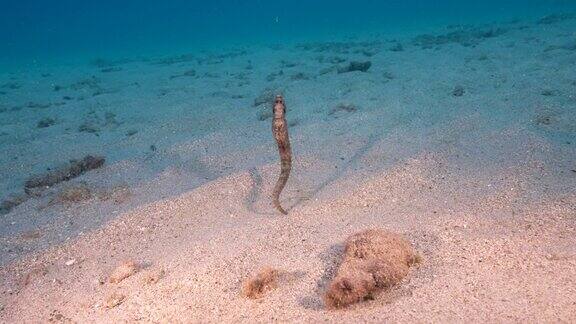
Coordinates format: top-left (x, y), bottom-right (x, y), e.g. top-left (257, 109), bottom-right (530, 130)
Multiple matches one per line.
top-left (271, 95), bottom-right (292, 215)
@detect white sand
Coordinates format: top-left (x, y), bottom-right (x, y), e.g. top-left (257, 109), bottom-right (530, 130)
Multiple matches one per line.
top-left (0, 14), bottom-right (575, 322)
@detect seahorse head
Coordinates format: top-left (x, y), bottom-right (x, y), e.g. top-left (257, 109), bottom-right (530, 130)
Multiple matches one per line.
top-left (273, 95), bottom-right (286, 118)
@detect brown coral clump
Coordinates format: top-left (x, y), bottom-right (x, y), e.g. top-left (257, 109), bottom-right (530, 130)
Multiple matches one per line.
top-left (242, 267), bottom-right (279, 299)
top-left (324, 229), bottom-right (420, 309)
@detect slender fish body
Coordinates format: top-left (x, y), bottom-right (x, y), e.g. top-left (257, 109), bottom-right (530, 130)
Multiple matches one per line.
top-left (271, 95), bottom-right (292, 215)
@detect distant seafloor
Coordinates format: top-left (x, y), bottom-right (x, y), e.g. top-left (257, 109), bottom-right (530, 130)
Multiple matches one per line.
top-left (2, 0), bottom-right (576, 71)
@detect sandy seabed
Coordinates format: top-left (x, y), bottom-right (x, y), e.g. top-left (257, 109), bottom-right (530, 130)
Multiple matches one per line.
top-left (0, 13), bottom-right (575, 323)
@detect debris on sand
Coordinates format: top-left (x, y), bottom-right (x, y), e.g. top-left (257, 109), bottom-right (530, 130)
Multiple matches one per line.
top-left (24, 155), bottom-right (105, 191)
top-left (109, 260), bottom-right (139, 284)
top-left (22, 265), bottom-right (48, 287)
top-left (452, 86), bottom-right (465, 97)
top-left (324, 229), bottom-right (420, 309)
top-left (537, 13), bottom-right (576, 25)
top-left (142, 269), bottom-right (165, 285)
top-left (242, 267), bottom-right (279, 299)
top-left (54, 184), bottom-right (92, 203)
top-left (413, 27), bottom-right (507, 49)
top-left (0, 193), bottom-right (29, 215)
top-left (37, 117), bottom-right (56, 128)
top-left (337, 61), bottom-right (372, 74)
top-left (105, 292), bottom-right (126, 309)
top-left (98, 184), bottom-right (132, 205)
top-left (389, 43), bottom-right (404, 52)
top-left (328, 103), bottom-right (358, 116)
top-left (169, 69), bottom-right (197, 80)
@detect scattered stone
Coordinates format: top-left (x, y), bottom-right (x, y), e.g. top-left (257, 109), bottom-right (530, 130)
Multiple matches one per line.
top-left (24, 155), bottom-right (105, 191)
top-left (151, 53), bottom-right (195, 66)
top-left (109, 260), bottom-right (139, 284)
top-left (169, 69), bottom-right (197, 79)
top-left (290, 72), bottom-right (309, 81)
top-left (20, 229), bottom-right (42, 240)
top-left (535, 114), bottom-right (553, 126)
top-left (537, 13), bottom-right (576, 25)
top-left (70, 76), bottom-right (101, 92)
top-left (319, 66), bottom-right (337, 75)
top-left (389, 43), bottom-right (404, 52)
top-left (48, 310), bottom-right (70, 322)
top-left (55, 184), bottom-right (92, 203)
top-left (100, 67), bottom-right (122, 73)
top-left (541, 89), bottom-right (559, 96)
top-left (544, 41), bottom-right (576, 52)
top-left (383, 71), bottom-right (395, 80)
top-left (242, 267), bottom-right (279, 299)
top-left (324, 229), bottom-right (420, 309)
top-left (360, 49), bottom-right (378, 57)
top-left (105, 292), bottom-right (126, 309)
top-left (78, 122), bottom-right (100, 134)
top-left (143, 269), bottom-right (165, 285)
top-left (329, 103), bottom-right (358, 116)
top-left (337, 61), bottom-right (372, 74)
top-left (27, 102), bottom-right (52, 109)
top-left (413, 27), bottom-right (507, 49)
top-left (317, 56), bottom-right (346, 64)
top-left (126, 129), bottom-right (138, 137)
top-left (65, 259), bottom-right (76, 266)
top-left (0, 193), bottom-right (29, 215)
top-left (296, 41), bottom-right (380, 54)
top-left (98, 184), bottom-right (132, 204)
top-left (280, 60), bottom-right (298, 68)
top-left (452, 86), bottom-right (465, 97)
top-left (266, 71), bottom-right (283, 82)
top-left (22, 265), bottom-right (48, 286)
top-left (37, 117), bottom-right (56, 128)
top-left (104, 112), bottom-right (120, 127)
top-left (1, 82), bottom-right (21, 90)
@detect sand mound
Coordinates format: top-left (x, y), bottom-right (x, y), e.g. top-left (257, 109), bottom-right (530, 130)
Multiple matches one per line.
top-left (108, 260), bottom-right (139, 284)
top-left (324, 229), bottom-right (420, 309)
top-left (242, 267), bottom-right (279, 299)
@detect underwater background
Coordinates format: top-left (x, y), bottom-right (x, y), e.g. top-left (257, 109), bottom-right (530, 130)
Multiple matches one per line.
top-left (2, 0), bottom-right (576, 69)
top-left (1, 1), bottom-right (576, 322)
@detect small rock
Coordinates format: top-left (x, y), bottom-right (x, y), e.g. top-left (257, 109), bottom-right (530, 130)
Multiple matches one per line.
top-left (452, 86), bottom-right (465, 97)
top-left (329, 103), bottom-right (358, 116)
top-left (0, 192), bottom-right (29, 215)
top-left (65, 259), bottom-right (76, 266)
top-left (143, 269), bottom-right (165, 285)
top-left (22, 265), bottom-right (48, 286)
top-left (337, 61), bottom-right (372, 74)
top-left (55, 184), bottom-right (92, 203)
top-left (389, 43), bottom-right (404, 52)
top-left (37, 117), bottom-right (56, 128)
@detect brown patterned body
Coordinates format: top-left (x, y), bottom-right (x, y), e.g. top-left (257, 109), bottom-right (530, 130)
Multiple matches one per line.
top-left (272, 95), bottom-right (292, 215)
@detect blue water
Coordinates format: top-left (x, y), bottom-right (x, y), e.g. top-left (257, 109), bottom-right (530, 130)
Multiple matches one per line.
top-left (2, 0), bottom-right (576, 69)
